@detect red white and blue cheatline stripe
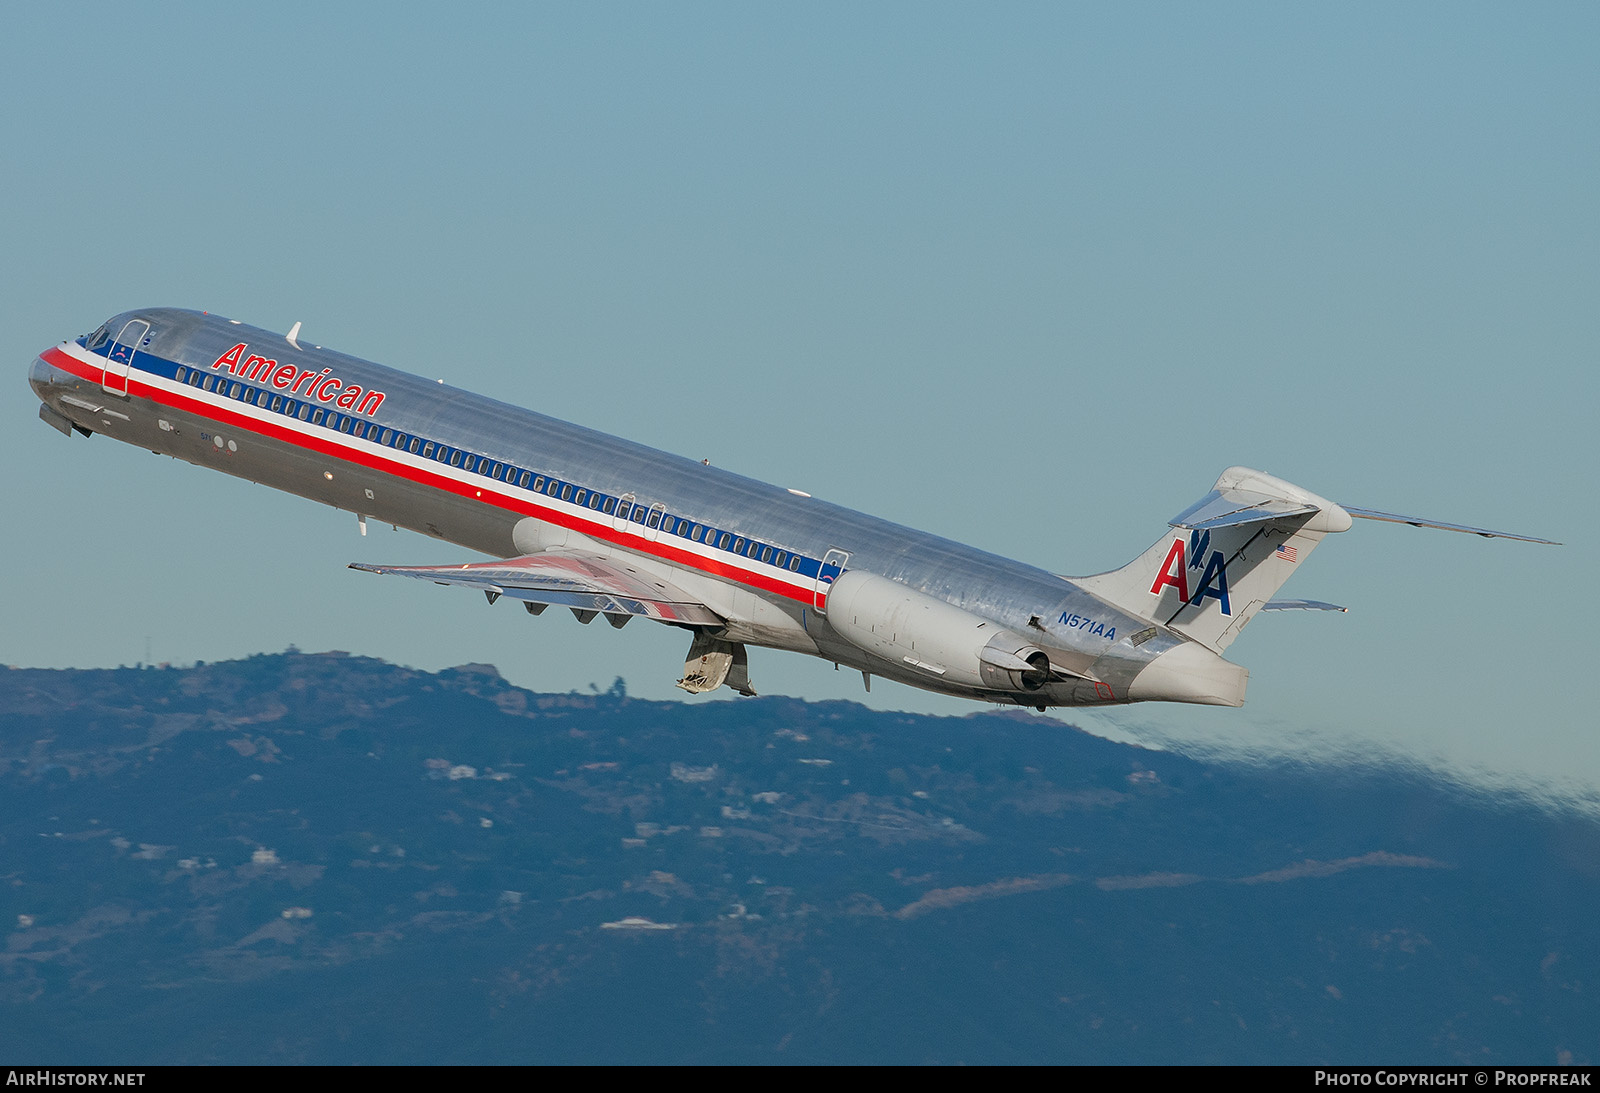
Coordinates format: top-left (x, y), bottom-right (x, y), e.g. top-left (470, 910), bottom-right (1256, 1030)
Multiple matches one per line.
top-left (40, 342), bottom-right (822, 606)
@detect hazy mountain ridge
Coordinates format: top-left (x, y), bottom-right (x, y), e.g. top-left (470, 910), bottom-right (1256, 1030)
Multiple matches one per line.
top-left (1, 653), bottom-right (1593, 1063)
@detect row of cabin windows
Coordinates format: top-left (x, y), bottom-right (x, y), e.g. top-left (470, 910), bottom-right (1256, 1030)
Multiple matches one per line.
top-left (179, 367), bottom-right (372, 436)
top-left (173, 364), bottom-right (813, 577)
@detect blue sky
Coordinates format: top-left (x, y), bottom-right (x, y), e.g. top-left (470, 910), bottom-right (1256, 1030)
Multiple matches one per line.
top-left (3, 3), bottom-right (1595, 804)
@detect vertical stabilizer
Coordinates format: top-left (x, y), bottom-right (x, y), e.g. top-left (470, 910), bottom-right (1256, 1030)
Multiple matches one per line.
top-left (1075, 467), bottom-right (1353, 653)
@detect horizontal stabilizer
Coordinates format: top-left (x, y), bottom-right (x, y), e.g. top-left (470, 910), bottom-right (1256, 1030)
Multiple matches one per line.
top-left (1170, 488), bottom-right (1319, 532)
top-left (350, 553), bottom-right (724, 626)
top-left (1342, 506), bottom-right (1559, 545)
top-left (1262, 599), bottom-right (1348, 613)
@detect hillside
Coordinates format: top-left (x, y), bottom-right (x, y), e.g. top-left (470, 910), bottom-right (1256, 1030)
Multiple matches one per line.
top-left (1, 653), bottom-right (1593, 1064)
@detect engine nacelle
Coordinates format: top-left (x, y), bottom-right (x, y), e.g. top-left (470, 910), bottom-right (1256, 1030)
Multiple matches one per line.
top-left (824, 571), bottom-right (1053, 692)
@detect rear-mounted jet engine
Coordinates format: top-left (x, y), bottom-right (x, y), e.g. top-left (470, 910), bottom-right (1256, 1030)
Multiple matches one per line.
top-left (824, 571), bottom-right (1053, 693)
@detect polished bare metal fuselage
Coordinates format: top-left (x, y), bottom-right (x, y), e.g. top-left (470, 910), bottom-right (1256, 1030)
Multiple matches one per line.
top-left (28, 307), bottom-right (1211, 707)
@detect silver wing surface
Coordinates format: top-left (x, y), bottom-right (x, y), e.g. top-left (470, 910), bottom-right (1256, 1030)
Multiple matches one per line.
top-left (350, 553), bottom-right (724, 626)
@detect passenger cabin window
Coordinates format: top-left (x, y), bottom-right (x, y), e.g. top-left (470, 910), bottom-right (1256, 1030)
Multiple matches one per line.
top-left (175, 367), bottom-right (188, 383)
top-left (562, 484), bottom-right (573, 501)
top-left (519, 471), bottom-right (531, 488)
top-left (574, 489), bottom-right (586, 506)
top-left (298, 403), bottom-right (310, 420)
top-left (408, 437), bottom-right (420, 453)
top-left (603, 497), bottom-right (617, 515)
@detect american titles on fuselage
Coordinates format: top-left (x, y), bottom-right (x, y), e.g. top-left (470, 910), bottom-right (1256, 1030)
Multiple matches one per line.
top-left (210, 342), bottom-right (386, 417)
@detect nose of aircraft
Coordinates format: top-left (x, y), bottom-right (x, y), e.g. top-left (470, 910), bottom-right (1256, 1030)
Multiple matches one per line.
top-left (30, 347), bottom-right (80, 437)
top-left (29, 352), bottom-right (51, 400)
top-left (29, 351), bottom-right (56, 401)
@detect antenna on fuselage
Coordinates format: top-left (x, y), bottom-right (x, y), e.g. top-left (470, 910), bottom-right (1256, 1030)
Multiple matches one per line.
top-left (286, 321), bottom-right (303, 351)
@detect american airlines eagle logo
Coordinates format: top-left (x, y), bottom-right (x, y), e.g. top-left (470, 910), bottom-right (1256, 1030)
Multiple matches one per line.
top-left (210, 342), bottom-right (386, 417)
top-left (1148, 529), bottom-right (1232, 615)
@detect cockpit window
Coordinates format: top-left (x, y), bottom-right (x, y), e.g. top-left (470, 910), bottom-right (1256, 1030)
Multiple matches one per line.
top-left (86, 324), bottom-right (111, 351)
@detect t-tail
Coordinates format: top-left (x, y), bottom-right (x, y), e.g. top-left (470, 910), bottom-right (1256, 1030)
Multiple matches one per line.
top-left (1076, 466), bottom-right (1557, 707)
top-left (1078, 467), bottom-right (1353, 656)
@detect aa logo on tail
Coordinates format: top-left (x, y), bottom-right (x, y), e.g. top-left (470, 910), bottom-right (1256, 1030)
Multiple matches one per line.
top-left (1149, 529), bottom-right (1232, 615)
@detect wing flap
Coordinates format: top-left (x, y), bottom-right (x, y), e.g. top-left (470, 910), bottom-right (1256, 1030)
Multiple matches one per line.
top-left (350, 552), bottom-right (725, 626)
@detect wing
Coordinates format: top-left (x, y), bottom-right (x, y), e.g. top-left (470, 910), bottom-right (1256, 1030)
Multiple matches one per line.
top-left (350, 551), bottom-right (724, 627)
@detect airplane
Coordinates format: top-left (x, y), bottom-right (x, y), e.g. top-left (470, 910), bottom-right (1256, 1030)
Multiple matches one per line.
top-left (29, 308), bottom-right (1557, 711)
